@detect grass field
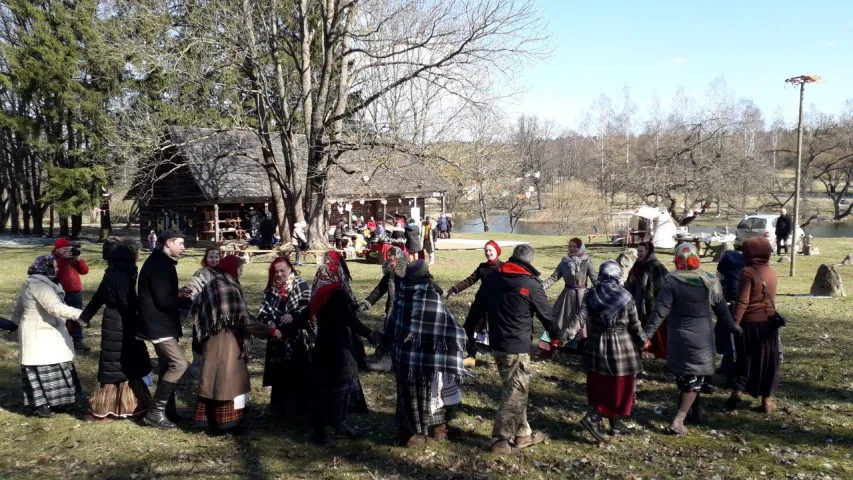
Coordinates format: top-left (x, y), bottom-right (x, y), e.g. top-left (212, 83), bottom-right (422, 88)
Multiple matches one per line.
top-left (1, 233), bottom-right (852, 479)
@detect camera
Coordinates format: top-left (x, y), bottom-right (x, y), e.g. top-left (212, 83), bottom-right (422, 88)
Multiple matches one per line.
top-left (70, 244), bottom-right (82, 258)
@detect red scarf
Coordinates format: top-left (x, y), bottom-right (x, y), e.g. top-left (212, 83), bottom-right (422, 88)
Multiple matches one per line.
top-left (309, 251), bottom-right (344, 319)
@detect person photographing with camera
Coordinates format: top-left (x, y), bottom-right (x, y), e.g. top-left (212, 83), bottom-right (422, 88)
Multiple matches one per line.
top-left (53, 238), bottom-right (90, 352)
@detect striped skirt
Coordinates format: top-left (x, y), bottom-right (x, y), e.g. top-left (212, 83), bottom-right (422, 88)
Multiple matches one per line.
top-left (395, 374), bottom-right (447, 435)
top-left (88, 379), bottom-right (152, 419)
top-left (21, 362), bottom-right (81, 408)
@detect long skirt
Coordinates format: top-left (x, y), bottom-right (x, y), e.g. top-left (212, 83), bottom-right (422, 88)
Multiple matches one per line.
top-left (313, 378), bottom-right (359, 431)
top-left (89, 379), bottom-right (151, 419)
top-left (395, 374), bottom-right (446, 435)
top-left (263, 341), bottom-right (313, 417)
top-left (733, 321), bottom-right (781, 398)
top-left (21, 362), bottom-right (82, 408)
top-left (539, 287), bottom-right (585, 351)
top-left (194, 396), bottom-right (245, 431)
top-left (586, 371), bottom-right (635, 418)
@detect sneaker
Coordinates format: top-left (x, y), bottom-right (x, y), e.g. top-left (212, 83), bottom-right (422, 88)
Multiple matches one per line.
top-left (368, 355), bottom-right (392, 372)
top-left (74, 340), bottom-right (91, 352)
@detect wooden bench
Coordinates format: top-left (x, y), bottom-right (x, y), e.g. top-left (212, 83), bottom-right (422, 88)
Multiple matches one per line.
top-left (284, 249), bottom-right (326, 264)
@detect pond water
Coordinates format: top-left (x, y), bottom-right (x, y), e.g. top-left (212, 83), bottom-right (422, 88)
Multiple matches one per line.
top-left (452, 213), bottom-right (853, 238)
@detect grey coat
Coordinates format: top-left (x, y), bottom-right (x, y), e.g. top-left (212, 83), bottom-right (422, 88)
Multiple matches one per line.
top-left (644, 275), bottom-right (739, 376)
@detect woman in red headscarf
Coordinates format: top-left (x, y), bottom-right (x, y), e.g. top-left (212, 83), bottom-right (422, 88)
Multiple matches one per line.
top-left (257, 257), bottom-right (312, 417)
top-left (446, 240), bottom-right (503, 367)
top-left (309, 251), bottom-right (382, 444)
top-left (190, 256), bottom-right (253, 434)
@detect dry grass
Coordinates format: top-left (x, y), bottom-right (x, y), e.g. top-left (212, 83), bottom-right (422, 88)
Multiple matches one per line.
top-left (0, 233), bottom-right (852, 479)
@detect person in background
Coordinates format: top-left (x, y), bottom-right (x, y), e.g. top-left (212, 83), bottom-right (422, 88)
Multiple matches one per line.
top-left (390, 260), bottom-right (465, 446)
top-left (257, 257), bottom-right (312, 417)
top-left (437, 214), bottom-right (449, 239)
top-left (9, 255), bottom-right (84, 418)
top-left (54, 238), bottom-right (91, 352)
top-left (446, 214), bottom-right (454, 239)
top-left (538, 238), bottom-right (597, 358)
top-left (309, 251), bottom-right (382, 444)
top-left (774, 208), bottom-right (793, 254)
top-left (405, 218), bottom-right (422, 262)
top-left (564, 261), bottom-right (647, 442)
top-left (466, 244), bottom-right (564, 455)
top-left (624, 241), bottom-right (668, 358)
top-left (191, 256), bottom-right (254, 434)
top-left (727, 237), bottom-right (781, 413)
top-left (367, 217), bottom-right (377, 235)
top-left (445, 240), bottom-right (503, 367)
top-left (148, 230), bottom-right (158, 251)
top-left (421, 216), bottom-right (438, 265)
top-left (291, 221), bottom-right (309, 266)
top-left (334, 219), bottom-right (346, 250)
top-left (137, 229), bottom-right (191, 429)
top-left (259, 216), bottom-right (276, 249)
top-left (102, 235), bottom-right (122, 262)
top-left (644, 243), bottom-right (742, 435)
top-left (79, 240), bottom-right (152, 421)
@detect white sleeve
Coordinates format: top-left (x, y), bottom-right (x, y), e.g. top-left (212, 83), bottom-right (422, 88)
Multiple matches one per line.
top-left (30, 282), bottom-right (82, 322)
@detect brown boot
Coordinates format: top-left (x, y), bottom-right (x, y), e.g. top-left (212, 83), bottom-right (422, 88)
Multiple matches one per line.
top-left (430, 423), bottom-right (448, 441)
top-left (761, 397), bottom-right (777, 413)
top-left (395, 428), bottom-right (427, 447)
top-left (490, 439), bottom-right (515, 456)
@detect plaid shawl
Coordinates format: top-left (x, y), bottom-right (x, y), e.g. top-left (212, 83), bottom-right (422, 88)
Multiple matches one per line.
top-left (257, 276), bottom-right (311, 328)
top-left (585, 261), bottom-right (633, 327)
top-left (625, 252), bottom-right (668, 321)
top-left (391, 276), bottom-right (465, 381)
top-left (192, 274), bottom-right (251, 343)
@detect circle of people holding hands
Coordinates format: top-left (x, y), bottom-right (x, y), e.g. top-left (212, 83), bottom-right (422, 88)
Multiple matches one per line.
top-left (7, 228), bottom-right (781, 454)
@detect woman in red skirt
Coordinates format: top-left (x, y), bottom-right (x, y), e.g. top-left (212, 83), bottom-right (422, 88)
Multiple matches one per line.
top-left (565, 261), bottom-right (648, 442)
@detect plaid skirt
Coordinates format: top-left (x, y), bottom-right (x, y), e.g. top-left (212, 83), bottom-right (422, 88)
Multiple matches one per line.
top-left (21, 362), bottom-right (82, 408)
top-left (89, 379), bottom-right (152, 419)
top-left (194, 396), bottom-right (244, 431)
top-left (395, 374), bottom-right (446, 435)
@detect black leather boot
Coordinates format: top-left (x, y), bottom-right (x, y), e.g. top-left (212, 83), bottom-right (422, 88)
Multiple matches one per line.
top-left (144, 381), bottom-right (178, 429)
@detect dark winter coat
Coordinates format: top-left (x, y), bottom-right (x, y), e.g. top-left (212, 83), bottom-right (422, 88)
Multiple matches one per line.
top-left (313, 289), bottom-right (375, 383)
top-left (405, 224), bottom-right (422, 252)
top-left (80, 247), bottom-right (152, 383)
top-left (450, 260), bottom-right (503, 295)
top-left (137, 248), bottom-right (186, 340)
top-left (775, 214), bottom-right (793, 238)
top-left (466, 258), bottom-right (562, 354)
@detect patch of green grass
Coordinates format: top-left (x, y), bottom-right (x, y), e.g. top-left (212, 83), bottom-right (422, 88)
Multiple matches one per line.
top-left (1, 235), bottom-right (852, 479)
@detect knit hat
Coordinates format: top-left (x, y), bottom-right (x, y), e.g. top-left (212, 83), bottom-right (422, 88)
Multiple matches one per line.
top-left (54, 238), bottom-right (71, 250)
top-left (485, 240), bottom-right (501, 257)
top-left (405, 259), bottom-right (430, 278)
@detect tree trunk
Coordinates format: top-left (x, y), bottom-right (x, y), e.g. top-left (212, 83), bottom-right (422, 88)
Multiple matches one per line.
top-left (49, 205), bottom-right (54, 237)
top-left (71, 214), bottom-right (83, 239)
top-left (22, 202), bottom-right (31, 234)
top-left (31, 203), bottom-right (45, 236)
top-left (9, 189), bottom-right (20, 233)
top-left (126, 200), bottom-right (137, 229)
top-left (99, 199), bottom-right (112, 241)
top-left (59, 216), bottom-right (69, 237)
top-left (478, 191), bottom-right (490, 233)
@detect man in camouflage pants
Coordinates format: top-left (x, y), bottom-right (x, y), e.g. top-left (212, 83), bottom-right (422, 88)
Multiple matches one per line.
top-left (467, 244), bottom-right (564, 455)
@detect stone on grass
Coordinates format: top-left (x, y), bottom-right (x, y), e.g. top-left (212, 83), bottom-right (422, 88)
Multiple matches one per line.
top-left (840, 254), bottom-right (853, 266)
top-left (810, 264), bottom-right (846, 297)
top-left (616, 248), bottom-right (638, 281)
top-left (777, 256), bottom-right (790, 264)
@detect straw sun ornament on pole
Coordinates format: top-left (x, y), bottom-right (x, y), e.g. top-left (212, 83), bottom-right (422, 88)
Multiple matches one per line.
top-left (784, 74), bottom-right (821, 277)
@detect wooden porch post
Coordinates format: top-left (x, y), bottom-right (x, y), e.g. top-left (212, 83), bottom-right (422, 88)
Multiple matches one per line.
top-left (214, 203), bottom-right (220, 243)
top-left (441, 193), bottom-right (445, 214)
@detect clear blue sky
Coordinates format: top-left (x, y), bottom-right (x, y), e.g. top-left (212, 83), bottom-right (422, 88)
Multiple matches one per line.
top-left (513, 0), bottom-right (852, 130)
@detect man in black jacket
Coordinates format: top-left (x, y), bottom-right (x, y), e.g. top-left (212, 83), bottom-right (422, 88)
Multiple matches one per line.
top-left (138, 229), bottom-right (190, 429)
top-left (466, 244), bottom-right (564, 456)
top-left (775, 208), bottom-right (793, 254)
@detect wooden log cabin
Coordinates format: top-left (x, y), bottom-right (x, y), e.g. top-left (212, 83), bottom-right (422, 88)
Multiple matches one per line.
top-left (127, 127), bottom-right (451, 244)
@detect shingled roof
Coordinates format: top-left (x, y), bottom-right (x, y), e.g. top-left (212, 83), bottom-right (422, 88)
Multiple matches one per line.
top-left (130, 126), bottom-right (450, 202)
